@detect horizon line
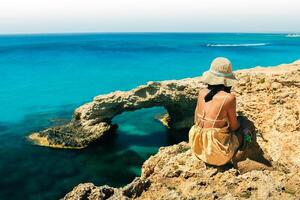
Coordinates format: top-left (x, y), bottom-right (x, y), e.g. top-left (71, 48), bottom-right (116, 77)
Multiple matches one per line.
top-left (0, 31), bottom-right (300, 36)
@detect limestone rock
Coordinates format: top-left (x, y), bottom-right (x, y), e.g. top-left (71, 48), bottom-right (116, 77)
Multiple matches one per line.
top-left (63, 178), bottom-right (151, 200)
top-left (121, 178), bottom-right (151, 198)
top-left (28, 60), bottom-right (300, 150)
top-left (62, 60), bottom-right (300, 199)
top-left (28, 78), bottom-right (203, 148)
top-left (64, 143), bottom-right (300, 199)
top-left (63, 183), bottom-right (116, 200)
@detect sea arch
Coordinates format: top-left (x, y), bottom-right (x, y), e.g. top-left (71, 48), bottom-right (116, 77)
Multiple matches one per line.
top-left (29, 78), bottom-right (204, 148)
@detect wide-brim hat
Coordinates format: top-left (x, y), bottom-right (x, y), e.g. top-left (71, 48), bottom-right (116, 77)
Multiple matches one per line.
top-left (202, 57), bottom-right (237, 87)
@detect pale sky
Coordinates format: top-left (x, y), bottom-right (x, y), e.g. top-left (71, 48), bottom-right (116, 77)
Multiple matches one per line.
top-left (0, 0), bottom-right (300, 34)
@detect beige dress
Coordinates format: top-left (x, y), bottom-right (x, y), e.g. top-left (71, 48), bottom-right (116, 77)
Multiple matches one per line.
top-left (189, 94), bottom-right (240, 166)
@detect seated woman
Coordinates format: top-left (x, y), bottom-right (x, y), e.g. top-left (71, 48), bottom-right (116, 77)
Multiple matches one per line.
top-left (189, 57), bottom-right (253, 166)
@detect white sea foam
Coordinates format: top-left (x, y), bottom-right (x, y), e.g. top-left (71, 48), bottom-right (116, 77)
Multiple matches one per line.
top-left (286, 34), bottom-right (300, 38)
top-left (207, 43), bottom-right (268, 47)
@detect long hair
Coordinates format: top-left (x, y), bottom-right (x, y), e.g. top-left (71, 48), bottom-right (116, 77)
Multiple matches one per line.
top-left (204, 84), bottom-right (231, 102)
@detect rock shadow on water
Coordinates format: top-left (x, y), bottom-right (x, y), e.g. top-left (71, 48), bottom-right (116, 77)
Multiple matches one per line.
top-left (77, 136), bottom-right (148, 187)
top-left (0, 105), bottom-right (153, 199)
top-left (166, 128), bottom-right (189, 144)
top-left (0, 122), bottom-right (9, 134)
top-left (85, 124), bottom-right (179, 151)
top-left (0, 105), bottom-right (75, 149)
top-left (19, 104), bottom-right (75, 133)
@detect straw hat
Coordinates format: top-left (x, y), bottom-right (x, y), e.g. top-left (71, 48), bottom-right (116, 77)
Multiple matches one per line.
top-left (202, 57), bottom-right (237, 87)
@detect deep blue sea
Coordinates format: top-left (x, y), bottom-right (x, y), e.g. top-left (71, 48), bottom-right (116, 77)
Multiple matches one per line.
top-left (0, 33), bottom-right (300, 200)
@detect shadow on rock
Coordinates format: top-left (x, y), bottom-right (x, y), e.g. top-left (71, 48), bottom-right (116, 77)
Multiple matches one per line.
top-left (233, 116), bottom-right (272, 173)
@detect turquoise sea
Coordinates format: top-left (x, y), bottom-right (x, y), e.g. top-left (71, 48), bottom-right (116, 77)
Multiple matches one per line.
top-left (0, 33), bottom-right (300, 199)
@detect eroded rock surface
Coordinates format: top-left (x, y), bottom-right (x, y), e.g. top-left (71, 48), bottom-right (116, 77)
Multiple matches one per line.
top-left (64, 142), bottom-right (299, 200)
top-left (29, 77), bottom-right (204, 148)
top-left (63, 60), bottom-right (300, 199)
top-left (29, 60), bottom-right (300, 150)
top-left (63, 178), bottom-right (150, 200)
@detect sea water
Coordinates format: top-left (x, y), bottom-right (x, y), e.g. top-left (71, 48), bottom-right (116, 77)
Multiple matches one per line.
top-left (0, 33), bottom-right (299, 199)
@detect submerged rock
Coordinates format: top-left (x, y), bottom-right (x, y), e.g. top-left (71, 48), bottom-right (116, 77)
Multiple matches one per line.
top-left (63, 60), bottom-right (300, 199)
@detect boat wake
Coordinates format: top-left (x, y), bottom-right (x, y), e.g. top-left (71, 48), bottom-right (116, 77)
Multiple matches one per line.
top-left (207, 43), bottom-right (268, 47)
top-left (286, 34), bottom-right (300, 38)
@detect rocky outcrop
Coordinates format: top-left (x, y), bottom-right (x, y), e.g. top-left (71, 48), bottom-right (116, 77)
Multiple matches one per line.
top-left (64, 142), bottom-right (299, 200)
top-left (234, 61), bottom-right (300, 171)
top-left (28, 78), bottom-right (204, 148)
top-left (63, 60), bottom-right (300, 199)
top-left (28, 60), bottom-right (300, 149)
top-left (63, 178), bottom-right (151, 200)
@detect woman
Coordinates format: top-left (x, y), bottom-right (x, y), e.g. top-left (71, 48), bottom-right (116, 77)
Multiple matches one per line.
top-left (189, 57), bottom-right (252, 166)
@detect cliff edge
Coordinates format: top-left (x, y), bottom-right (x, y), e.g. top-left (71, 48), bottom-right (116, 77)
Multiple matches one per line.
top-left (62, 60), bottom-right (300, 199)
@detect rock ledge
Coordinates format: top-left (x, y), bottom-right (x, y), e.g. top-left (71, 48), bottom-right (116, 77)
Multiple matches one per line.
top-left (63, 60), bottom-right (300, 199)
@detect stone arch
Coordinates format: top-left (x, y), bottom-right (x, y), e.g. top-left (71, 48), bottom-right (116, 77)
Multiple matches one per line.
top-left (74, 80), bottom-right (202, 129)
top-left (29, 78), bottom-right (204, 149)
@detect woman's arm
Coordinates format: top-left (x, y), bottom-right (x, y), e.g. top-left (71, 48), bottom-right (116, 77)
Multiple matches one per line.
top-left (227, 94), bottom-right (240, 131)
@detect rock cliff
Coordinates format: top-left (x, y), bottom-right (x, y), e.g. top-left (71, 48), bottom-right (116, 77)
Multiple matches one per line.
top-left (62, 60), bottom-right (300, 199)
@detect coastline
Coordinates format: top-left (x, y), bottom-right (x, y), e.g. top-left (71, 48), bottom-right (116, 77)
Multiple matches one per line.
top-left (28, 60), bottom-right (300, 150)
top-left (26, 60), bottom-right (300, 199)
top-left (28, 133), bottom-right (85, 149)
